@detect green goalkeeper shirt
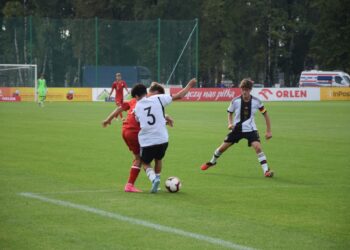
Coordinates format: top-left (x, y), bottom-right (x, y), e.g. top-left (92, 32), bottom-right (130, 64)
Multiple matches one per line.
top-left (38, 78), bottom-right (47, 96)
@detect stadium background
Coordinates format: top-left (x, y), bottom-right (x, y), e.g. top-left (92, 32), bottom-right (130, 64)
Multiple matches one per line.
top-left (1, 17), bottom-right (198, 88)
top-left (1, 2), bottom-right (349, 250)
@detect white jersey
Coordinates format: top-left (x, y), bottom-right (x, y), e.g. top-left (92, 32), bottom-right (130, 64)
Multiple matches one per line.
top-left (134, 94), bottom-right (173, 147)
top-left (227, 95), bottom-right (266, 132)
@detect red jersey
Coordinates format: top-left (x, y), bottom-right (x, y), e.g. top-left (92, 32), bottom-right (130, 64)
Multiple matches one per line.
top-left (111, 80), bottom-right (127, 103)
top-left (121, 98), bottom-right (140, 132)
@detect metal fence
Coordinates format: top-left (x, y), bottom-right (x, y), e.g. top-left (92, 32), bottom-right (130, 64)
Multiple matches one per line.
top-left (0, 17), bottom-right (198, 87)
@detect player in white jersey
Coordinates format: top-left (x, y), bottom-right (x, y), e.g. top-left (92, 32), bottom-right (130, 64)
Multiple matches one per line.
top-left (200, 78), bottom-right (274, 177)
top-left (133, 78), bottom-right (197, 193)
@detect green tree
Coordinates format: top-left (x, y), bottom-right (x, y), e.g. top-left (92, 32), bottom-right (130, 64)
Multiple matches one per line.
top-left (1, 1), bottom-right (25, 83)
top-left (311, 0), bottom-right (350, 73)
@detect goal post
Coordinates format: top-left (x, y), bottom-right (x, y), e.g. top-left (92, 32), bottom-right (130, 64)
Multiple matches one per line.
top-left (0, 64), bottom-right (38, 101)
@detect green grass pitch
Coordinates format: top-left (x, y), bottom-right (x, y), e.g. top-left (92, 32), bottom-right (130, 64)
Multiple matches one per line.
top-left (0, 101), bottom-right (349, 250)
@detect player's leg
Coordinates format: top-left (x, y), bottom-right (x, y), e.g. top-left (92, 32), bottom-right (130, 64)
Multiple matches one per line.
top-left (42, 95), bottom-right (46, 107)
top-left (154, 159), bottom-right (162, 174)
top-left (151, 143), bottom-right (168, 192)
top-left (125, 156), bottom-right (143, 192)
top-left (140, 146), bottom-right (160, 193)
top-left (250, 140), bottom-right (273, 177)
top-left (142, 161), bottom-right (157, 191)
top-left (212, 142), bottom-right (232, 163)
top-left (201, 130), bottom-right (239, 170)
top-left (126, 156), bottom-right (141, 186)
top-left (154, 143), bottom-right (168, 175)
top-left (123, 130), bottom-right (142, 192)
top-left (38, 95), bottom-right (44, 107)
top-left (143, 162), bottom-right (160, 193)
top-left (153, 159), bottom-right (162, 191)
top-left (143, 163), bottom-right (155, 182)
top-left (149, 143), bottom-right (168, 193)
top-left (201, 142), bottom-right (233, 170)
top-left (116, 101), bottom-right (123, 119)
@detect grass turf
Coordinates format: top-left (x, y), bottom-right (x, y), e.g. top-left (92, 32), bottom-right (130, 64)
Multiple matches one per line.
top-left (0, 101), bottom-right (349, 250)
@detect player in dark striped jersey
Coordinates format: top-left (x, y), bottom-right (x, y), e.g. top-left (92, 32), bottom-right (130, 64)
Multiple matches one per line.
top-left (200, 78), bottom-right (274, 177)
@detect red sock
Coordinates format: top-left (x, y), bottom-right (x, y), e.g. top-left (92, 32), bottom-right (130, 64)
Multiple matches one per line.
top-left (128, 166), bottom-right (141, 185)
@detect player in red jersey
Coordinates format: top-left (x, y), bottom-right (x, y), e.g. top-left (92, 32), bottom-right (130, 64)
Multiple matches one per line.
top-left (102, 83), bottom-right (173, 192)
top-left (108, 73), bottom-right (129, 120)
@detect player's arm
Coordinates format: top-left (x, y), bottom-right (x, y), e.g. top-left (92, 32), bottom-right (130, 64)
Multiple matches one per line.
top-left (227, 100), bottom-right (235, 130)
top-left (227, 112), bottom-right (234, 130)
top-left (171, 78), bottom-right (197, 101)
top-left (165, 114), bottom-right (174, 127)
top-left (108, 85), bottom-right (115, 98)
top-left (102, 106), bottom-right (124, 127)
top-left (263, 111), bottom-right (272, 140)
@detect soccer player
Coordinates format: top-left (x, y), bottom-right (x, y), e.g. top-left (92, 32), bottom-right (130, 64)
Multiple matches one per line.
top-left (200, 78), bottom-right (274, 177)
top-left (108, 73), bottom-right (129, 120)
top-left (102, 83), bottom-right (173, 193)
top-left (133, 78), bottom-right (197, 193)
top-left (37, 74), bottom-right (47, 107)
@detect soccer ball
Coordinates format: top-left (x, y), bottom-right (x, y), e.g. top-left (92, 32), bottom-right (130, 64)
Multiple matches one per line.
top-left (165, 176), bottom-right (181, 193)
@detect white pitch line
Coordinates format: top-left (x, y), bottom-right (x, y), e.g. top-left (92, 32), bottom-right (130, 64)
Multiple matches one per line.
top-left (19, 192), bottom-right (257, 250)
top-left (33, 189), bottom-right (115, 195)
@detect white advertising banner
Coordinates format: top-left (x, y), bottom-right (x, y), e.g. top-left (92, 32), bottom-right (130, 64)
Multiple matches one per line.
top-left (251, 88), bottom-right (320, 101)
top-left (92, 88), bottom-right (111, 102)
top-left (92, 88), bottom-right (131, 102)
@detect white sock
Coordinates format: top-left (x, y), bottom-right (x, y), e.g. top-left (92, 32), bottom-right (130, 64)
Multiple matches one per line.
top-left (210, 149), bottom-right (221, 164)
top-left (146, 168), bottom-right (156, 182)
top-left (258, 152), bottom-right (269, 173)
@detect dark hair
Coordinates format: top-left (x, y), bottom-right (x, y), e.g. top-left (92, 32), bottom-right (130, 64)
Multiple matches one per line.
top-left (239, 78), bottom-right (253, 89)
top-left (149, 82), bottom-right (165, 94)
top-left (131, 84), bottom-right (147, 98)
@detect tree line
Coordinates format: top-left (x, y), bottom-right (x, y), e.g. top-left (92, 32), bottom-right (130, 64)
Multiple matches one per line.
top-left (1, 0), bottom-right (349, 87)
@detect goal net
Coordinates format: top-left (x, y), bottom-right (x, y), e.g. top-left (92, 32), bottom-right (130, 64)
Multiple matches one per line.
top-left (0, 64), bottom-right (37, 101)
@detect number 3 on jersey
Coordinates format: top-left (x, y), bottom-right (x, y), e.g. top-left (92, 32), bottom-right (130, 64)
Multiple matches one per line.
top-left (144, 106), bottom-right (156, 125)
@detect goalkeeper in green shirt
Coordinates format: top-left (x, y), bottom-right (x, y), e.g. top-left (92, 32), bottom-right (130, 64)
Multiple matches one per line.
top-left (37, 74), bottom-right (47, 107)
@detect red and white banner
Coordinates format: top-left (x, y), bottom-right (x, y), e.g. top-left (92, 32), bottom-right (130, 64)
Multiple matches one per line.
top-left (252, 88), bottom-right (320, 101)
top-left (170, 87), bottom-right (320, 101)
top-left (0, 96), bottom-right (21, 102)
top-left (170, 88), bottom-right (240, 101)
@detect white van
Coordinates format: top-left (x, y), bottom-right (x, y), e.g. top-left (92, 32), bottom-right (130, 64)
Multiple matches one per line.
top-left (299, 70), bottom-right (350, 87)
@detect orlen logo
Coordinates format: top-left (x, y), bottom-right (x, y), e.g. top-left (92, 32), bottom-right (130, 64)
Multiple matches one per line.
top-left (259, 89), bottom-right (273, 100)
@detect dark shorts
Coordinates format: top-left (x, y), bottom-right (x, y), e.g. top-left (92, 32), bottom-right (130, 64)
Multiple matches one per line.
top-left (224, 130), bottom-right (260, 147)
top-left (140, 143), bottom-right (168, 164)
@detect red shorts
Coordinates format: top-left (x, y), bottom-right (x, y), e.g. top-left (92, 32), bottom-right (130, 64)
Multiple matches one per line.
top-left (122, 129), bottom-right (140, 155)
top-left (116, 98), bottom-right (123, 106)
